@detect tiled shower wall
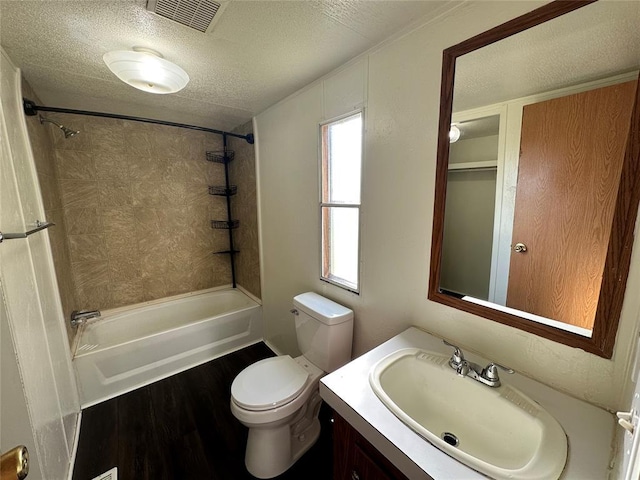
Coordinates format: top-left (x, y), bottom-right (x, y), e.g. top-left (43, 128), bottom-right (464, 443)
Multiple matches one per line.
top-left (229, 122), bottom-right (261, 299)
top-left (48, 113), bottom-right (235, 310)
top-left (22, 80), bottom-right (78, 344)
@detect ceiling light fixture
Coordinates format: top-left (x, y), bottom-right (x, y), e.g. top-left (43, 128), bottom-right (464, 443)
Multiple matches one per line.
top-left (449, 124), bottom-right (461, 143)
top-left (103, 47), bottom-right (189, 94)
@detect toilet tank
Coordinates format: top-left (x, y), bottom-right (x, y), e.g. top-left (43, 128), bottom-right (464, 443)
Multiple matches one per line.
top-left (293, 292), bottom-right (354, 372)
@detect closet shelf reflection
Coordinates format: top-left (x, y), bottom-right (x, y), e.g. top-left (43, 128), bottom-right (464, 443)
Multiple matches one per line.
top-left (448, 160), bottom-right (497, 172)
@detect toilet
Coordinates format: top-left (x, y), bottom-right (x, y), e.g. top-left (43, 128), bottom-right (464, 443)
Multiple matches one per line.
top-left (230, 292), bottom-right (354, 479)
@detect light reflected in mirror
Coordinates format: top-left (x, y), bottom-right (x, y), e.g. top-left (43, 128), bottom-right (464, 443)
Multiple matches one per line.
top-left (430, 0), bottom-right (640, 357)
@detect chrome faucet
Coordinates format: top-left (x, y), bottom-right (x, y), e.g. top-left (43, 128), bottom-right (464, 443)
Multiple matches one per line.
top-left (443, 340), bottom-right (514, 388)
top-left (70, 310), bottom-right (101, 327)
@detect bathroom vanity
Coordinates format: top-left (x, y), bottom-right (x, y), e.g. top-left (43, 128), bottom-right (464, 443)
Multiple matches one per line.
top-left (320, 327), bottom-right (615, 480)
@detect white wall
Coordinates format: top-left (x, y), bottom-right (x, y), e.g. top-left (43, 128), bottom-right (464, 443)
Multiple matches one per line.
top-left (255, 1), bottom-right (640, 411)
top-left (0, 48), bottom-right (80, 479)
top-left (1, 279), bottom-right (43, 479)
top-left (449, 135), bottom-right (499, 164)
top-left (441, 168), bottom-right (496, 299)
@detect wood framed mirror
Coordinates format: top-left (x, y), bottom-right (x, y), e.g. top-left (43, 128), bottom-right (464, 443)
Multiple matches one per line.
top-left (428, 0), bottom-right (640, 358)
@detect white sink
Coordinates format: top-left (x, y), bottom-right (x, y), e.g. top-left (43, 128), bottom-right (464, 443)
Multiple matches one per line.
top-left (369, 348), bottom-right (568, 480)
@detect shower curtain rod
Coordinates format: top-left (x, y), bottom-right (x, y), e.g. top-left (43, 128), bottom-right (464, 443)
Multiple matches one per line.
top-left (22, 98), bottom-right (254, 144)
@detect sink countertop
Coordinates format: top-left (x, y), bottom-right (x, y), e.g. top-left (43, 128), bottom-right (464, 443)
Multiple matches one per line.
top-left (319, 327), bottom-right (615, 480)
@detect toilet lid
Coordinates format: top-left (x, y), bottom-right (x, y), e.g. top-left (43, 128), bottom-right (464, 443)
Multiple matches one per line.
top-left (231, 356), bottom-right (309, 411)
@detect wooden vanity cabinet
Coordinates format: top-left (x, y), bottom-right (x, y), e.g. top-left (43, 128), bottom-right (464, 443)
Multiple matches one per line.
top-left (332, 412), bottom-right (411, 480)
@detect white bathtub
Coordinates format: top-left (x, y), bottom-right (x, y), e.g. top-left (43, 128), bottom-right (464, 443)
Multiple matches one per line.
top-left (73, 287), bottom-right (262, 407)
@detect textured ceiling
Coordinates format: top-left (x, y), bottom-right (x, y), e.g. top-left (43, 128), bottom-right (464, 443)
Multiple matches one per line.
top-left (0, 0), bottom-right (451, 132)
top-left (454, 1), bottom-right (640, 112)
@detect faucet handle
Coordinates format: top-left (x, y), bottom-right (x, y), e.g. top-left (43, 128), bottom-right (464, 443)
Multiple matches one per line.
top-left (443, 339), bottom-right (465, 367)
top-left (482, 362), bottom-right (514, 383)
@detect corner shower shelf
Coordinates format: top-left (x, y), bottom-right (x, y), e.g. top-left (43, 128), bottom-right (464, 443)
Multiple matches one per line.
top-left (209, 185), bottom-right (238, 196)
top-left (208, 144), bottom-right (238, 288)
top-left (212, 220), bottom-right (239, 230)
top-left (206, 150), bottom-right (235, 164)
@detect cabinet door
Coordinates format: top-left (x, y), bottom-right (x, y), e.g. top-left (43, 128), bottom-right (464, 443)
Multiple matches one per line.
top-left (352, 443), bottom-right (397, 480)
top-left (332, 412), bottom-right (410, 480)
top-left (333, 412), bottom-right (357, 479)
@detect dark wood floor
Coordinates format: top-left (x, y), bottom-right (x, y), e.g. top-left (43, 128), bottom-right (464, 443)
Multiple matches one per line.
top-left (72, 343), bottom-right (333, 480)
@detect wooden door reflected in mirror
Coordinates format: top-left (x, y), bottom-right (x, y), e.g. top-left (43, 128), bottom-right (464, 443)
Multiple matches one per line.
top-left (429, 0), bottom-right (640, 358)
top-left (506, 82), bottom-right (636, 330)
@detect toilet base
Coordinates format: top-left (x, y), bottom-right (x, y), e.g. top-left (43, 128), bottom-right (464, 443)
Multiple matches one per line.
top-left (291, 416), bottom-right (321, 465)
top-left (245, 417), bottom-right (321, 479)
top-left (244, 392), bottom-right (323, 479)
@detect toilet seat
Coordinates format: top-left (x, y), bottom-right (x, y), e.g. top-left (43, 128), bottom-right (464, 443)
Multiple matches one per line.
top-left (231, 356), bottom-right (309, 411)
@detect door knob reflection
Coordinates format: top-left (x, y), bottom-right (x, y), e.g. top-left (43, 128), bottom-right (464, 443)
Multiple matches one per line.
top-left (513, 243), bottom-right (528, 253)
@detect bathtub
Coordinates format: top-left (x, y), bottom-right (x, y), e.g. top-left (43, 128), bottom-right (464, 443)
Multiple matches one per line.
top-left (73, 287), bottom-right (262, 408)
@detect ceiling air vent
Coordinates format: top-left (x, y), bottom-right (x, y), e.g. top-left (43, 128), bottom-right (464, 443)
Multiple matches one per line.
top-left (146, 0), bottom-right (226, 33)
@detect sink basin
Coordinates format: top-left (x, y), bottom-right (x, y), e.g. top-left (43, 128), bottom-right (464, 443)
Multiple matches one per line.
top-left (369, 348), bottom-right (567, 480)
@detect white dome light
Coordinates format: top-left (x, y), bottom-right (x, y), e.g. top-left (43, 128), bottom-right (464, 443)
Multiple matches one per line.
top-left (103, 48), bottom-right (189, 94)
top-left (449, 124), bottom-right (461, 143)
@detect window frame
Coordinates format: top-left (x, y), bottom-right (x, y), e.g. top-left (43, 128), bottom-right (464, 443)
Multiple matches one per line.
top-left (319, 110), bottom-right (364, 294)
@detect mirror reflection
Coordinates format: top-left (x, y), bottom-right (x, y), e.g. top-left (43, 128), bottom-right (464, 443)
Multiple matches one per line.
top-left (438, 0), bottom-right (639, 338)
top-left (442, 116), bottom-right (499, 300)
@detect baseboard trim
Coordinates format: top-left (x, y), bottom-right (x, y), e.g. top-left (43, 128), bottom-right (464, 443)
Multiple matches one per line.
top-left (263, 339), bottom-right (284, 356)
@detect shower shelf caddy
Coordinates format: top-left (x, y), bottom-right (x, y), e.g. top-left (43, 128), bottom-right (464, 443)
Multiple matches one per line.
top-left (211, 220), bottom-right (239, 229)
top-left (208, 185), bottom-right (237, 196)
top-left (207, 144), bottom-right (239, 287)
top-left (22, 98), bottom-right (255, 290)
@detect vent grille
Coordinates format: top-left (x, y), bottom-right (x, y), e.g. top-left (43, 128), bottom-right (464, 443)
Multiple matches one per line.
top-left (147, 0), bottom-right (222, 33)
top-left (92, 467), bottom-right (117, 480)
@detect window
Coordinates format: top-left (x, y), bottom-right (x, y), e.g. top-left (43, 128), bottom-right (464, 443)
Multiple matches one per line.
top-left (320, 112), bottom-right (363, 292)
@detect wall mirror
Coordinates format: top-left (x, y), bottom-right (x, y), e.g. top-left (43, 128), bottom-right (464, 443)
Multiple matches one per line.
top-left (429, 0), bottom-right (640, 358)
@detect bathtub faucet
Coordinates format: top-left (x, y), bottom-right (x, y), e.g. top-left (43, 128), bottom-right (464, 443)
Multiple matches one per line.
top-left (70, 310), bottom-right (101, 327)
